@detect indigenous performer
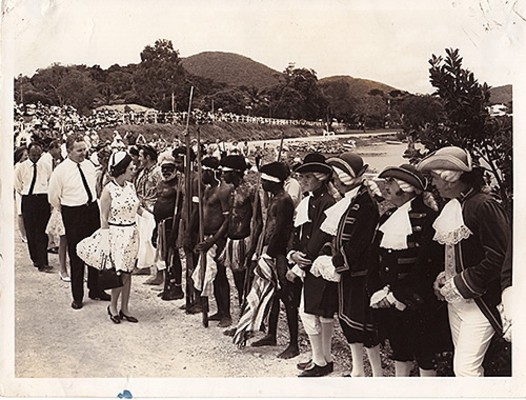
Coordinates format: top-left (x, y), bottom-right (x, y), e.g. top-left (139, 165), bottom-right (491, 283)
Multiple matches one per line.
top-left (134, 145), bottom-right (163, 280)
top-left (323, 153), bottom-right (383, 377)
top-left (287, 153), bottom-right (337, 377)
top-left (237, 162), bottom-right (295, 351)
top-left (192, 157), bottom-right (230, 318)
top-left (417, 146), bottom-right (510, 376)
top-left (216, 155), bottom-right (263, 329)
top-left (152, 155), bottom-right (185, 301)
top-left (367, 164), bottom-right (445, 377)
top-left (99, 151), bottom-right (144, 324)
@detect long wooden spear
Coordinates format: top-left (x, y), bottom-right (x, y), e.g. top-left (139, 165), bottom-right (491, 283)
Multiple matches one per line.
top-left (183, 86), bottom-right (195, 311)
top-left (196, 124), bottom-right (209, 327)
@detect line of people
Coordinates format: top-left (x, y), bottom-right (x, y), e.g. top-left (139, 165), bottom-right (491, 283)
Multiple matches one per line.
top-left (14, 131), bottom-right (512, 377)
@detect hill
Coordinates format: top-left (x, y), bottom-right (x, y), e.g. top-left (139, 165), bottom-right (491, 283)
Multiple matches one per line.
top-left (318, 75), bottom-right (400, 99)
top-left (488, 84), bottom-right (512, 104)
top-left (181, 51), bottom-right (283, 89)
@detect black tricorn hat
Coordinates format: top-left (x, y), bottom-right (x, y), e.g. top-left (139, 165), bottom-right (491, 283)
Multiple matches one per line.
top-left (294, 153), bottom-right (333, 174)
top-left (379, 164), bottom-right (427, 192)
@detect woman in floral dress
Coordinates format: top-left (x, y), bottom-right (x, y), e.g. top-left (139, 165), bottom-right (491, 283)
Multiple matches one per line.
top-left (99, 151), bottom-right (145, 324)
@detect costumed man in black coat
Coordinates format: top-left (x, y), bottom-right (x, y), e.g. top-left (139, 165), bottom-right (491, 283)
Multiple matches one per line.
top-left (417, 146), bottom-right (510, 376)
top-left (287, 153), bottom-right (337, 377)
top-left (367, 164), bottom-right (446, 377)
top-left (323, 152), bottom-right (383, 377)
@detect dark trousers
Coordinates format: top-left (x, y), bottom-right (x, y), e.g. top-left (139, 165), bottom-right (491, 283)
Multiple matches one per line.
top-left (61, 202), bottom-right (101, 302)
top-left (268, 257), bottom-right (301, 344)
top-left (21, 194), bottom-right (51, 268)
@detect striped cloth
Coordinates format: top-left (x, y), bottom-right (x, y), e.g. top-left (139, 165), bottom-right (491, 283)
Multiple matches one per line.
top-left (233, 255), bottom-right (277, 348)
top-left (192, 239), bottom-right (218, 297)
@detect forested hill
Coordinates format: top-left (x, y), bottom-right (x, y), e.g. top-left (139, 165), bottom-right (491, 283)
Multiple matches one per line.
top-left (488, 84), bottom-right (512, 104)
top-left (318, 75), bottom-right (400, 98)
top-left (181, 51), bottom-right (283, 89)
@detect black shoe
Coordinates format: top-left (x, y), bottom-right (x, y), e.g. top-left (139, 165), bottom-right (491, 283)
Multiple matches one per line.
top-left (297, 359), bottom-right (313, 370)
top-left (297, 360), bottom-right (333, 371)
top-left (89, 291), bottom-right (111, 301)
top-left (298, 363), bottom-right (332, 377)
top-left (71, 300), bottom-right (83, 310)
top-left (107, 306), bottom-right (120, 324)
top-left (119, 310), bottom-right (138, 323)
top-left (38, 265), bottom-right (54, 273)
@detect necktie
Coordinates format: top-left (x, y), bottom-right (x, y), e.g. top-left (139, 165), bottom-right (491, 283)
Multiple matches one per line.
top-left (78, 163), bottom-right (93, 204)
top-left (28, 163), bottom-right (37, 195)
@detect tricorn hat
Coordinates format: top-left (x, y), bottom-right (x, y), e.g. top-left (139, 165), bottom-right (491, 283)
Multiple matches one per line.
top-left (416, 146), bottom-right (472, 173)
top-left (379, 164), bottom-right (427, 192)
top-left (294, 153), bottom-right (332, 175)
top-left (326, 152), bottom-right (368, 179)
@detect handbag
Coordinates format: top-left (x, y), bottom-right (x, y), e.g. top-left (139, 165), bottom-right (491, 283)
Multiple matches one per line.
top-left (98, 255), bottom-right (123, 290)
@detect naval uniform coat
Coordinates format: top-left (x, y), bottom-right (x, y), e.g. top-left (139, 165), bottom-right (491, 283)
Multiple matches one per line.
top-left (454, 189), bottom-right (510, 334)
top-left (291, 185), bottom-right (336, 317)
top-left (332, 185), bottom-right (379, 341)
top-left (367, 195), bottom-right (449, 364)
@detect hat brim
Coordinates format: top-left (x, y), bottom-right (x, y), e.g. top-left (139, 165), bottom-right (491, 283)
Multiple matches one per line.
top-left (326, 158), bottom-right (368, 178)
top-left (379, 167), bottom-right (426, 191)
top-left (417, 155), bottom-right (471, 172)
top-left (294, 162), bottom-right (333, 174)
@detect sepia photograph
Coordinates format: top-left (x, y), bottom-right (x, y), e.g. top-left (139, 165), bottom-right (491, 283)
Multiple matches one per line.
top-left (0, 0), bottom-right (525, 398)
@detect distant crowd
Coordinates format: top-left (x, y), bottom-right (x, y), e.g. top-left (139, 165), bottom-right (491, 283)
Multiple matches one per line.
top-left (14, 102), bottom-right (330, 148)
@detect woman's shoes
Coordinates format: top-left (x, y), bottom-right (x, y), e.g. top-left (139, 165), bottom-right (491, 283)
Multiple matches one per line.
top-left (107, 306), bottom-right (121, 324)
top-left (59, 272), bottom-right (71, 282)
top-left (119, 310), bottom-right (138, 323)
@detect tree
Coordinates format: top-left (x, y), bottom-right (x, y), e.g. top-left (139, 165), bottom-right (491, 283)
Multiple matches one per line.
top-left (133, 39), bottom-right (186, 111)
top-left (420, 48), bottom-right (512, 213)
top-left (354, 94), bottom-right (388, 130)
top-left (29, 64), bottom-right (98, 113)
top-left (268, 65), bottom-right (327, 120)
top-left (398, 95), bottom-right (444, 136)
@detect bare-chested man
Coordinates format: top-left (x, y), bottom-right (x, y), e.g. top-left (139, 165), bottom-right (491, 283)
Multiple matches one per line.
top-left (216, 155), bottom-right (262, 328)
top-left (241, 162), bottom-right (297, 357)
top-left (192, 157), bottom-right (231, 320)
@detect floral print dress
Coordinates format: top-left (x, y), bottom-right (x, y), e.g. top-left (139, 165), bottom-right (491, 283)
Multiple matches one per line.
top-left (108, 181), bottom-right (140, 273)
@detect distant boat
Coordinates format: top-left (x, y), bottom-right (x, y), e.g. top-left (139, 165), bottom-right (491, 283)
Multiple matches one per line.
top-left (385, 140), bottom-right (403, 145)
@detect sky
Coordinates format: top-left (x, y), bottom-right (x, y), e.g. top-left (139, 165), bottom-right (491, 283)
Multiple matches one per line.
top-left (4, 0), bottom-right (526, 94)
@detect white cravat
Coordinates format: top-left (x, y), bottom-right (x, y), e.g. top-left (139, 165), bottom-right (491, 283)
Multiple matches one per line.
top-left (294, 192), bottom-right (313, 227)
top-left (379, 200), bottom-right (413, 250)
top-left (320, 186), bottom-right (360, 235)
top-left (432, 198), bottom-right (472, 245)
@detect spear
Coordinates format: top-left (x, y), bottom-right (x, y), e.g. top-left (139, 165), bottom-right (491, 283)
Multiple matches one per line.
top-left (196, 125), bottom-right (209, 327)
top-left (276, 130), bottom-right (285, 162)
top-left (183, 86), bottom-right (196, 311)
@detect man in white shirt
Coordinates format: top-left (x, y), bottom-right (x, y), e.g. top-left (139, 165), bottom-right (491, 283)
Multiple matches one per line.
top-left (14, 141), bottom-right (53, 272)
top-left (48, 133), bottom-right (109, 310)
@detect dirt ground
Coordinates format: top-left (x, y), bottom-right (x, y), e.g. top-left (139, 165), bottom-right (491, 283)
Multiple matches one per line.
top-left (14, 225), bottom-right (379, 381)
